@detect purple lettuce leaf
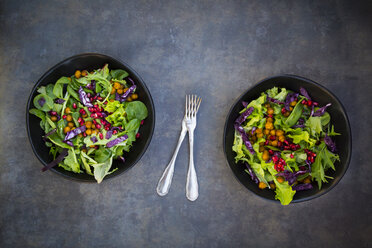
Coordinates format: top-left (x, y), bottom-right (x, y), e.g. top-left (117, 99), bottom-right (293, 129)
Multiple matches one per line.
top-left (245, 163), bottom-right (259, 184)
top-left (41, 148), bottom-right (69, 172)
top-left (292, 118), bottom-right (305, 128)
top-left (127, 77), bottom-right (135, 85)
top-left (90, 136), bottom-right (98, 143)
top-left (106, 134), bottom-right (129, 148)
top-left (285, 92), bottom-right (299, 111)
top-left (313, 103), bottom-right (331, 117)
top-left (300, 87), bottom-right (311, 100)
top-left (324, 134), bottom-right (337, 152)
top-left (43, 128), bottom-right (57, 141)
top-left (115, 92), bottom-right (121, 102)
top-left (64, 125), bottom-right (87, 141)
top-left (276, 170), bottom-right (308, 185)
top-left (234, 124), bottom-right (255, 154)
top-left (120, 85), bottom-right (137, 102)
top-left (310, 105), bottom-right (315, 117)
top-left (242, 101), bottom-right (248, 108)
top-left (54, 98), bottom-right (65, 104)
top-left (235, 107), bottom-right (254, 125)
top-left (38, 97), bottom-right (46, 107)
top-left (78, 86), bottom-right (93, 107)
top-left (118, 156), bottom-right (125, 163)
top-left (105, 130), bottom-right (113, 139)
top-left (267, 95), bottom-right (284, 105)
top-left (292, 183), bottom-right (313, 191)
top-left (251, 127), bottom-right (257, 135)
top-left (64, 140), bottom-right (74, 147)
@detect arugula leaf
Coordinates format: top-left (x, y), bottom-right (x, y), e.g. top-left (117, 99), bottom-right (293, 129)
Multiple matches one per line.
top-left (311, 142), bottom-right (340, 189)
top-left (91, 156), bottom-right (115, 183)
top-left (62, 149), bottom-right (80, 173)
top-left (328, 125), bottom-right (341, 136)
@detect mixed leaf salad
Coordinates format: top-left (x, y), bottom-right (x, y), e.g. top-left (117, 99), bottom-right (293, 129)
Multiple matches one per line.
top-left (30, 64), bottom-right (148, 183)
top-left (232, 86), bottom-right (340, 205)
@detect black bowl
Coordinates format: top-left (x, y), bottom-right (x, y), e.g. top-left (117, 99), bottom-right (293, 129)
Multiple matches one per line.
top-left (223, 75), bottom-right (351, 203)
top-left (26, 53), bottom-right (155, 182)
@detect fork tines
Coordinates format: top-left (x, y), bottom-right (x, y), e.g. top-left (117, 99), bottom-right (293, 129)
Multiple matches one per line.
top-left (185, 95), bottom-right (202, 118)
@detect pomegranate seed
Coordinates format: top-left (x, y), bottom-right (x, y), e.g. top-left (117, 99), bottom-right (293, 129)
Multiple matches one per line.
top-left (313, 102), bottom-right (319, 106)
top-left (91, 113), bottom-right (98, 118)
top-left (281, 107), bottom-right (286, 114)
top-left (264, 140), bottom-right (269, 145)
top-left (94, 104), bottom-right (99, 109)
top-left (269, 150), bottom-right (274, 155)
top-left (136, 133), bottom-right (140, 138)
top-left (313, 153), bottom-right (317, 157)
top-left (278, 141), bottom-right (282, 147)
top-left (78, 117), bottom-right (83, 123)
top-left (307, 100), bottom-right (312, 106)
top-left (140, 120), bottom-right (144, 125)
top-left (310, 157), bottom-right (314, 163)
top-left (97, 112), bottom-right (102, 117)
top-left (50, 111), bottom-right (57, 116)
top-left (92, 120), bottom-right (96, 125)
top-left (62, 115), bottom-right (67, 119)
top-left (301, 100), bottom-right (306, 104)
top-left (105, 126), bottom-right (110, 131)
top-left (96, 124), bottom-right (102, 129)
top-left (290, 154), bottom-right (294, 158)
top-left (90, 97), bottom-right (94, 102)
top-left (272, 156), bottom-right (279, 162)
top-left (97, 96), bottom-right (103, 101)
top-left (270, 135), bottom-right (276, 141)
top-left (100, 107), bottom-right (104, 112)
top-left (284, 140), bottom-right (289, 145)
top-left (284, 146), bottom-right (290, 150)
top-left (99, 133), bottom-right (103, 139)
top-left (93, 96), bottom-right (98, 100)
top-left (268, 114), bottom-right (273, 118)
top-left (72, 103), bottom-right (77, 109)
top-left (104, 102), bottom-right (108, 105)
top-left (113, 130), bottom-right (118, 134)
top-left (88, 107), bottom-right (94, 112)
top-left (83, 132), bottom-right (87, 137)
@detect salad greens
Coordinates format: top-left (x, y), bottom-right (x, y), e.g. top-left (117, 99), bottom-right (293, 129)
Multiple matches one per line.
top-left (232, 86), bottom-right (340, 205)
top-left (30, 65), bottom-right (148, 183)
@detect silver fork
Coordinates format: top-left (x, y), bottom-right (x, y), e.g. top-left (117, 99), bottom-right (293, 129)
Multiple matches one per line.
top-left (185, 95), bottom-right (202, 201)
top-left (156, 101), bottom-right (188, 197)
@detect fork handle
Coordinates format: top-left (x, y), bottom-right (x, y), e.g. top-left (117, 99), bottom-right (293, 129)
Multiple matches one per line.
top-left (156, 126), bottom-right (187, 196)
top-left (186, 129), bottom-right (199, 201)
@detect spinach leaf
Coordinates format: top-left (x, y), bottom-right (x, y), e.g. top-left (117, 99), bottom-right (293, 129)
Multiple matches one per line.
top-left (33, 94), bottom-right (54, 112)
top-left (111, 69), bottom-right (129, 80)
top-left (53, 77), bottom-right (70, 98)
top-left (284, 101), bottom-right (303, 127)
top-left (29, 108), bottom-right (46, 123)
top-left (125, 119), bottom-right (140, 132)
top-left (125, 101), bottom-right (148, 121)
top-left (67, 85), bottom-right (80, 101)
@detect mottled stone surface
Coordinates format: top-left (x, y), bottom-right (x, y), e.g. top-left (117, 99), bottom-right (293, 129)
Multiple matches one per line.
top-left (0, 0), bottom-right (371, 247)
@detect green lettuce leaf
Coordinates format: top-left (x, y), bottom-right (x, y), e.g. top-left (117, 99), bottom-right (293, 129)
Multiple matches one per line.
top-left (91, 156), bottom-right (115, 183)
top-left (288, 128), bottom-right (316, 146)
top-left (62, 149), bottom-right (80, 173)
top-left (268, 166), bottom-right (296, 205)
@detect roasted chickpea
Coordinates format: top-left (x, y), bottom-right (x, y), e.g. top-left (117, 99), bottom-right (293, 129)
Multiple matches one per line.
top-left (290, 101), bottom-right (297, 107)
top-left (85, 121), bottom-right (92, 129)
top-left (271, 140), bottom-right (278, 147)
top-left (303, 177), bottom-right (311, 184)
top-left (117, 89), bottom-right (124, 95)
top-left (258, 182), bottom-right (267, 189)
top-left (78, 133), bottom-right (83, 138)
top-left (65, 107), bottom-right (71, 114)
top-left (91, 124), bottom-right (96, 129)
top-left (131, 93), bottom-right (138, 100)
top-left (123, 88), bottom-right (129, 93)
top-left (279, 135), bottom-right (285, 142)
top-left (262, 150), bottom-right (270, 161)
top-left (109, 99), bottom-right (115, 102)
top-left (82, 148), bottom-right (87, 154)
top-left (127, 96), bottom-right (133, 102)
top-left (82, 114), bottom-right (88, 118)
top-left (71, 127), bottom-right (76, 130)
top-left (81, 70), bottom-right (88, 77)
top-left (267, 108), bottom-right (274, 115)
top-left (110, 87), bottom-right (116, 95)
top-left (86, 129), bottom-right (92, 135)
top-left (259, 146), bottom-right (265, 152)
top-left (269, 183), bottom-right (276, 189)
top-left (267, 117), bottom-right (273, 123)
top-left (63, 126), bottom-right (71, 134)
top-left (283, 112), bottom-right (290, 117)
top-left (264, 103), bottom-right (270, 108)
top-left (68, 122), bottom-right (74, 128)
top-left (113, 82), bottom-right (121, 89)
top-left (75, 70), bottom-right (81, 79)
top-left (264, 129), bottom-right (270, 135)
top-left (257, 133), bottom-right (264, 138)
top-left (66, 115), bottom-right (72, 122)
top-left (270, 130), bottom-right (276, 136)
top-left (277, 176), bottom-right (285, 183)
top-left (50, 116), bottom-right (58, 122)
top-left (92, 129), bottom-right (98, 135)
top-left (289, 107), bottom-right (293, 111)
top-left (276, 130), bottom-right (284, 137)
top-left (119, 83), bottom-right (124, 89)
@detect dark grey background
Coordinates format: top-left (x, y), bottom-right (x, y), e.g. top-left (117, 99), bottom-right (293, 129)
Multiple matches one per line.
top-left (0, 0), bottom-right (371, 247)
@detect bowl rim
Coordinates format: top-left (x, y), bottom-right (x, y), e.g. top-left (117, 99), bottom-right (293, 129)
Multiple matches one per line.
top-left (223, 74), bottom-right (352, 203)
top-left (26, 52), bottom-right (155, 182)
